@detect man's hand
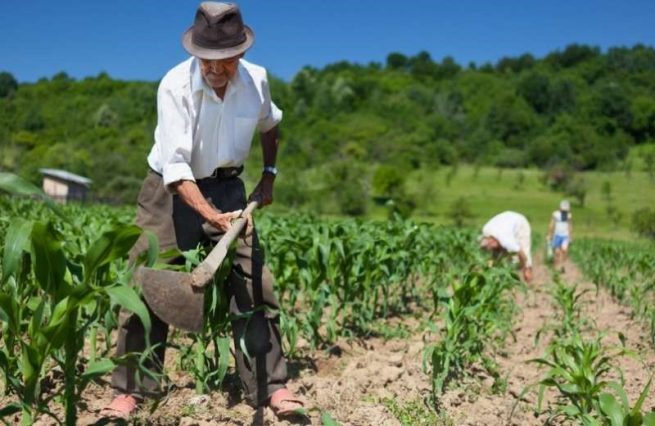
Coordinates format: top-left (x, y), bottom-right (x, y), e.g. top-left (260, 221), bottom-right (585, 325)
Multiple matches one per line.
top-left (205, 209), bottom-right (242, 233)
top-left (249, 174), bottom-right (275, 207)
top-left (522, 266), bottom-right (533, 283)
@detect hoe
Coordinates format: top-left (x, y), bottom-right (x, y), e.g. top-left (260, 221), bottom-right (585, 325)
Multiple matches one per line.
top-left (136, 201), bottom-right (258, 332)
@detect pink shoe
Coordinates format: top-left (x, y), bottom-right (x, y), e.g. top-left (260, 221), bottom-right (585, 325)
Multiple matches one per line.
top-left (100, 394), bottom-right (138, 420)
top-left (269, 387), bottom-right (305, 417)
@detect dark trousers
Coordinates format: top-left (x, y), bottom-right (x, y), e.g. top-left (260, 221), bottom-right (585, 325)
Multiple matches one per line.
top-left (111, 170), bottom-right (287, 406)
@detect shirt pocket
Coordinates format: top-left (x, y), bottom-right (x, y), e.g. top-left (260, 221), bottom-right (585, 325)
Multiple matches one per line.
top-left (233, 116), bottom-right (258, 161)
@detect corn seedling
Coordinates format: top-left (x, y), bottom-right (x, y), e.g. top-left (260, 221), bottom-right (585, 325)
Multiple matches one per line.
top-left (530, 334), bottom-right (626, 424)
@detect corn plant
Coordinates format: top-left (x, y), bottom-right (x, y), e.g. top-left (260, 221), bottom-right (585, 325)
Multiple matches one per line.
top-left (423, 265), bottom-right (518, 401)
top-left (174, 245), bottom-right (234, 394)
top-left (530, 334), bottom-right (626, 424)
top-left (598, 377), bottom-right (655, 426)
top-left (573, 239), bottom-right (655, 346)
top-left (0, 174), bottom-right (153, 425)
top-left (536, 278), bottom-right (593, 345)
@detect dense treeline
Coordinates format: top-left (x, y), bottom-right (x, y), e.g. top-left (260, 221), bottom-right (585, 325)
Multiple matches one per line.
top-left (0, 43), bottom-right (654, 205)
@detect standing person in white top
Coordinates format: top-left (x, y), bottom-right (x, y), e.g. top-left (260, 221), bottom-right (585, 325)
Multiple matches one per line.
top-left (548, 200), bottom-right (573, 269)
top-left (102, 2), bottom-right (304, 419)
top-left (479, 211), bottom-right (533, 282)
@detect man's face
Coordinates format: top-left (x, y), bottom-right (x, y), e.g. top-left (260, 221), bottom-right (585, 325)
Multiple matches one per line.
top-left (199, 55), bottom-right (241, 89)
top-left (480, 236), bottom-right (501, 251)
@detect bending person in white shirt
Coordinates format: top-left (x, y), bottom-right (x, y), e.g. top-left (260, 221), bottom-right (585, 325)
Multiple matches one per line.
top-left (479, 211), bottom-right (533, 282)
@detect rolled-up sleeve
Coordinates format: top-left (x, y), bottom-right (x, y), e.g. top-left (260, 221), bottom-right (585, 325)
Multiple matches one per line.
top-left (256, 72), bottom-right (283, 132)
top-left (155, 84), bottom-right (195, 189)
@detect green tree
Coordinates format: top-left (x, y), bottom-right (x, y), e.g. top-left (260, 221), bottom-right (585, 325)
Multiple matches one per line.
top-left (517, 71), bottom-right (551, 114)
top-left (449, 197), bottom-right (474, 227)
top-left (632, 97), bottom-right (655, 142)
top-left (0, 71), bottom-right (18, 97)
top-left (631, 207), bottom-right (655, 239)
top-left (372, 165), bottom-right (405, 199)
top-left (386, 52), bottom-right (408, 70)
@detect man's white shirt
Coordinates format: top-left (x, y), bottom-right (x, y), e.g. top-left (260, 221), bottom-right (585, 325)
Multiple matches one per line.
top-left (147, 57), bottom-right (282, 188)
top-left (482, 211), bottom-right (532, 267)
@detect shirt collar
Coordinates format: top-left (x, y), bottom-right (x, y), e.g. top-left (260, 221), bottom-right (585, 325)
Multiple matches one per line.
top-left (191, 57), bottom-right (245, 100)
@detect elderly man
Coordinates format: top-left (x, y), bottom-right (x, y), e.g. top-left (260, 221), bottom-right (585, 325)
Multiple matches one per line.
top-left (102, 2), bottom-right (302, 419)
top-left (479, 211), bottom-right (533, 282)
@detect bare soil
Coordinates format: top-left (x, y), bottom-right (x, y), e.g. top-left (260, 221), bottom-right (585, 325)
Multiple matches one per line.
top-left (4, 255), bottom-right (655, 425)
top-left (436, 254), bottom-right (655, 425)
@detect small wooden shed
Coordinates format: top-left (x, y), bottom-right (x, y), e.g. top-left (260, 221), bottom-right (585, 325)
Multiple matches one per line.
top-left (39, 168), bottom-right (92, 203)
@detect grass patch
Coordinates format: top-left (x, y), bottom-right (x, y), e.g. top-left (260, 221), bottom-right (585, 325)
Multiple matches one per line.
top-left (383, 397), bottom-right (451, 426)
top-left (401, 166), bottom-right (655, 241)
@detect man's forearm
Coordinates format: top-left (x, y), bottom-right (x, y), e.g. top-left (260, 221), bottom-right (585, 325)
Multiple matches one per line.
top-left (518, 250), bottom-right (529, 270)
top-left (171, 180), bottom-right (217, 220)
top-left (261, 125), bottom-right (279, 167)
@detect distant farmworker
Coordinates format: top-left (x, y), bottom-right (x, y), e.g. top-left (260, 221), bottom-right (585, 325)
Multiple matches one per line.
top-left (479, 211), bottom-right (533, 282)
top-left (548, 200), bottom-right (573, 269)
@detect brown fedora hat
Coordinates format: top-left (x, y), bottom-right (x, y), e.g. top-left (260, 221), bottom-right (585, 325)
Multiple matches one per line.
top-left (182, 2), bottom-right (255, 60)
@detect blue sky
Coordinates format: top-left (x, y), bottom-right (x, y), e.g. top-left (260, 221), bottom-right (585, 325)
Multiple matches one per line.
top-left (1, 0), bottom-right (654, 83)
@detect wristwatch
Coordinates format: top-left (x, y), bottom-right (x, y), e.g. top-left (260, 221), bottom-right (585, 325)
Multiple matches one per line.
top-left (263, 166), bottom-right (278, 176)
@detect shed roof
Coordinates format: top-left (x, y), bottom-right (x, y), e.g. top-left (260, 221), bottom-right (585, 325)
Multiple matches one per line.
top-left (40, 168), bottom-right (92, 187)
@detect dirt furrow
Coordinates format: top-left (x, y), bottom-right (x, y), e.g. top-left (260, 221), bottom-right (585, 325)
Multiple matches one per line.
top-left (560, 258), bottom-right (655, 413)
top-left (438, 255), bottom-right (557, 426)
top-left (18, 255), bottom-right (655, 425)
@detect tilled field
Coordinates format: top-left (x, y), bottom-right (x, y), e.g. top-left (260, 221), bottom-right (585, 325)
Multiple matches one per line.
top-left (5, 255), bottom-right (651, 425)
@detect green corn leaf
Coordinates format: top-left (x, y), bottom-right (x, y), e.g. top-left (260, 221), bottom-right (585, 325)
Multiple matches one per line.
top-left (598, 393), bottom-right (624, 426)
top-left (42, 297), bottom-right (74, 350)
top-left (49, 296), bottom-right (71, 326)
top-left (560, 383), bottom-right (581, 396)
top-left (560, 404), bottom-right (582, 417)
top-left (0, 172), bottom-right (43, 197)
top-left (144, 230), bottom-right (159, 267)
top-left (643, 413), bottom-right (655, 426)
top-left (606, 381), bottom-right (630, 409)
top-left (21, 345), bottom-right (40, 396)
top-left (630, 375), bottom-right (653, 419)
top-left (0, 172), bottom-right (65, 219)
top-left (2, 219), bottom-right (33, 283)
top-left (82, 358), bottom-right (116, 379)
top-left (106, 285), bottom-right (151, 336)
top-left (0, 294), bottom-right (16, 331)
top-left (31, 222), bottom-right (68, 296)
top-left (215, 337), bottom-right (231, 386)
top-left (28, 299), bottom-right (47, 342)
top-left (536, 383), bottom-right (546, 413)
top-left (0, 350), bottom-right (21, 392)
top-left (83, 225), bottom-right (141, 284)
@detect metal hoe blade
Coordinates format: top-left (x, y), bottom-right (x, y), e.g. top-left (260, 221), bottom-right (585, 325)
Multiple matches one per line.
top-left (138, 267), bottom-right (205, 332)
top-left (136, 201), bottom-right (258, 332)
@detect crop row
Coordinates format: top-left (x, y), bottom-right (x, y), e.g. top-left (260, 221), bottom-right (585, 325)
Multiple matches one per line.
top-left (0, 183), bottom-right (519, 423)
top-left (572, 239), bottom-right (655, 346)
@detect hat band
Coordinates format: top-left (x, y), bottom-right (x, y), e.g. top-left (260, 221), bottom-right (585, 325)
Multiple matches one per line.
top-left (192, 31), bottom-right (247, 50)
